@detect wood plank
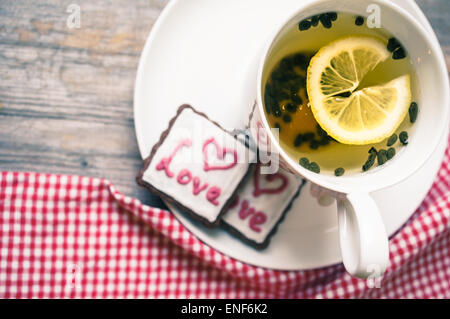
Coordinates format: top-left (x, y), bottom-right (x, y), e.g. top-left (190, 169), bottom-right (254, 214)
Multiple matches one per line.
top-left (0, 0), bottom-right (169, 206)
top-left (416, 0), bottom-right (450, 70)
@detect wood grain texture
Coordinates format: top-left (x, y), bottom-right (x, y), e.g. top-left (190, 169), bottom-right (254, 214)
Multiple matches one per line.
top-left (0, 0), bottom-right (448, 207)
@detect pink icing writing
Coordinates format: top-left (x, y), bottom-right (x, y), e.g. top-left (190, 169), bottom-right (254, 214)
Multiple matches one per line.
top-left (202, 138), bottom-right (238, 172)
top-left (238, 200), bottom-right (255, 219)
top-left (206, 186), bottom-right (221, 206)
top-left (192, 177), bottom-right (208, 195)
top-left (253, 164), bottom-right (289, 197)
top-left (156, 139), bottom-right (192, 178)
top-left (236, 199), bottom-right (267, 233)
top-left (177, 169), bottom-right (192, 185)
top-left (228, 195), bottom-right (240, 210)
top-left (155, 138), bottom-right (223, 206)
top-left (249, 213), bottom-right (267, 233)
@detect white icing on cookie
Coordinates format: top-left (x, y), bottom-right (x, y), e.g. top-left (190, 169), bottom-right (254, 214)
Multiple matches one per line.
top-left (143, 107), bottom-right (256, 224)
top-left (222, 164), bottom-right (304, 245)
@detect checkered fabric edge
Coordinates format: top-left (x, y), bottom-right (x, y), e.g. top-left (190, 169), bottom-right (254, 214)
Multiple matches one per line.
top-left (0, 137), bottom-right (449, 298)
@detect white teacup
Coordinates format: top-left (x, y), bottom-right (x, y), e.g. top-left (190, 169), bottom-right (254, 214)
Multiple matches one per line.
top-left (250, 0), bottom-right (449, 278)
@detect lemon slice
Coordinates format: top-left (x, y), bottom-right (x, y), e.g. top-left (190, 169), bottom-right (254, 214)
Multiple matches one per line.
top-left (307, 36), bottom-right (412, 145)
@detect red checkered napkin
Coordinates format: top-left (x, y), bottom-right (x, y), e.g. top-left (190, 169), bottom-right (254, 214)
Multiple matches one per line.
top-left (1, 137), bottom-right (449, 299)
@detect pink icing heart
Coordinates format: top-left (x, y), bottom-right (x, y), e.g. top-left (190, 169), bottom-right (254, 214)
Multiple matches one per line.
top-left (249, 212), bottom-right (267, 233)
top-left (202, 138), bottom-right (238, 172)
top-left (253, 164), bottom-right (289, 197)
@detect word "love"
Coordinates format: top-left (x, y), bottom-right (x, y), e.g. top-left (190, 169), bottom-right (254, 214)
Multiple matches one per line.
top-left (156, 138), bottom-right (237, 206)
top-left (229, 196), bottom-right (267, 233)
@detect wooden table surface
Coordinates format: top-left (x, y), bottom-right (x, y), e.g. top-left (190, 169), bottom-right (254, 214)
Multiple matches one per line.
top-left (1, 0), bottom-right (449, 208)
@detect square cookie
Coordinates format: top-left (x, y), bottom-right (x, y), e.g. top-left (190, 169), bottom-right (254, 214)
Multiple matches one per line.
top-left (222, 163), bottom-right (305, 249)
top-left (137, 105), bottom-right (256, 227)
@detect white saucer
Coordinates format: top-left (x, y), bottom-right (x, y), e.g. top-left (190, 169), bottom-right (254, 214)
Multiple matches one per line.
top-left (134, 0), bottom-right (448, 270)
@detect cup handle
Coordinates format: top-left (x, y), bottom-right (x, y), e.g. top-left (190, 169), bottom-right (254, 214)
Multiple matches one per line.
top-left (337, 192), bottom-right (390, 278)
